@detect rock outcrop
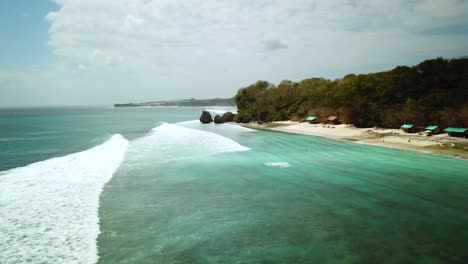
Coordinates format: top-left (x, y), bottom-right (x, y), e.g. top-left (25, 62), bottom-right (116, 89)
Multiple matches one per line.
top-left (199, 110), bottom-right (213, 124)
top-left (214, 115), bottom-right (223, 124)
top-left (213, 111), bottom-right (236, 124)
top-left (221, 112), bottom-right (235, 122)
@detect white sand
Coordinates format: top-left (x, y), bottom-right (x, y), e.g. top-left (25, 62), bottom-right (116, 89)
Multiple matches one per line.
top-left (244, 121), bottom-right (468, 158)
top-left (272, 123), bottom-right (363, 139)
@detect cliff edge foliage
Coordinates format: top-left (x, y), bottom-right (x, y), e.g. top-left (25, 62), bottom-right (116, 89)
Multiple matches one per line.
top-left (235, 57), bottom-right (468, 128)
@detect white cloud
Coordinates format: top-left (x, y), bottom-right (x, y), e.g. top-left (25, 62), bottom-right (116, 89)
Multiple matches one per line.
top-left (224, 48), bottom-right (240, 56)
top-left (44, 0), bottom-right (468, 71)
top-left (262, 39), bottom-right (288, 51)
top-left (2, 0), bottom-right (467, 106)
top-left (123, 14), bottom-right (145, 32)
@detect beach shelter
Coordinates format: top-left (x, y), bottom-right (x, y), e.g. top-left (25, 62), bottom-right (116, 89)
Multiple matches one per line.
top-left (401, 124), bottom-right (415, 133)
top-left (305, 116), bottom-right (317, 124)
top-left (424, 125), bottom-right (440, 136)
top-left (327, 116), bottom-right (339, 125)
top-left (443, 127), bottom-right (468, 138)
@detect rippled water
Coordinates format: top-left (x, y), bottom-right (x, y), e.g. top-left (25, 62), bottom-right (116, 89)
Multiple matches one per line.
top-left (1, 107), bottom-right (467, 263)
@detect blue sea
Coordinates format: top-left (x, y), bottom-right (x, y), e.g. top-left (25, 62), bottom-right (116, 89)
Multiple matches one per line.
top-left (0, 106), bottom-right (467, 263)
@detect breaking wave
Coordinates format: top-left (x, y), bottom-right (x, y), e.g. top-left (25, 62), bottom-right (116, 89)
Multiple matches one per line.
top-left (0, 134), bottom-right (129, 264)
top-left (176, 119), bottom-right (254, 132)
top-left (125, 123), bottom-right (249, 165)
top-left (0, 122), bottom-right (250, 263)
top-left (204, 107), bottom-right (237, 115)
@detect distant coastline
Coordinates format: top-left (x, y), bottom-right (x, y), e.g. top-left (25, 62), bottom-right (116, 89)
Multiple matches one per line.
top-left (115, 97), bottom-right (235, 107)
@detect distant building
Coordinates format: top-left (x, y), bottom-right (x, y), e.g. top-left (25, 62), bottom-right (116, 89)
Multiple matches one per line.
top-left (305, 116), bottom-right (317, 124)
top-left (327, 116), bottom-right (339, 125)
top-left (401, 124), bottom-right (415, 133)
top-left (443, 127), bottom-right (468, 138)
top-left (424, 125), bottom-right (441, 136)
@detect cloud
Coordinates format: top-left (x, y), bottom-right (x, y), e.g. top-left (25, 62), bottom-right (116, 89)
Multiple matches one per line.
top-left (123, 14), bottom-right (145, 32)
top-left (77, 64), bottom-right (87, 70)
top-left (224, 48), bottom-right (240, 56)
top-left (262, 39), bottom-right (288, 51)
top-left (43, 0), bottom-right (468, 73)
top-left (2, 0), bottom-right (468, 106)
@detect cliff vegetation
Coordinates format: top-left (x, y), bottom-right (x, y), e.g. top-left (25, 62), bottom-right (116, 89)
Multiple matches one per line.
top-left (234, 57), bottom-right (468, 128)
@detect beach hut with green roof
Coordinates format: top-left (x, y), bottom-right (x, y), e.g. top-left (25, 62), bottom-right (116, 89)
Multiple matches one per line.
top-left (443, 127), bottom-right (468, 138)
top-left (401, 124), bottom-right (415, 133)
top-left (424, 125), bottom-right (440, 136)
top-left (305, 116), bottom-right (317, 124)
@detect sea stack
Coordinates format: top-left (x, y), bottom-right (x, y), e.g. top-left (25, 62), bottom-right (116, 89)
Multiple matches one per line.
top-left (199, 110), bottom-right (213, 124)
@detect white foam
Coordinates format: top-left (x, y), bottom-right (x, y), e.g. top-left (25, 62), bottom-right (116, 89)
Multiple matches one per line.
top-left (204, 107), bottom-right (238, 115)
top-left (176, 119), bottom-right (200, 125)
top-left (0, 136), bottom-right (56, 142)
top-left (219, 123), bottom-right (255, 132)
top-left (126, 123), bottom-right (249, 165)
top-left (0, 134), bottom-right (129, 264)
top-left (177, 119), bottom-right (255, 132)
top-left (265, 162), bottom-right (292, 168)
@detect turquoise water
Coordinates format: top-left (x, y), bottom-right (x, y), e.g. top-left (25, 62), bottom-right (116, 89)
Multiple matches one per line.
top-left (1, 107), bottom-right (467, 263)
top-left (0, 107), bottom-right (198, 171)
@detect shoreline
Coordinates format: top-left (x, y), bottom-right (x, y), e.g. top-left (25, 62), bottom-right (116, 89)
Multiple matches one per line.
top-left (241, 121), bottom-right (468, 159)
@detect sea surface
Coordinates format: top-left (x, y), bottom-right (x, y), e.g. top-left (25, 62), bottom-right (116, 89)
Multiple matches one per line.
top-left (0, 106), bottom-right (467, 264)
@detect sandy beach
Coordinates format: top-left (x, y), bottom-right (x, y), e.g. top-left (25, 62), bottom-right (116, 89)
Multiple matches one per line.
top-left (243, 121), bottom-right (468, 159)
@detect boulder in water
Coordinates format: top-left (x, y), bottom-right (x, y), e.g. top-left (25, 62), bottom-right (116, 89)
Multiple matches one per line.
top-left (214, 115), bottom-right (224, 124)
top-left (199, 110), bottom-right (213, 124)
top-left (221, 112), bottom-right (235, 122)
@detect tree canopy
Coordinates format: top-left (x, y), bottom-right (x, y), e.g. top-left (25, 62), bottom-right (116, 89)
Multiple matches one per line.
top-left (234, 57), bottom-right (468, 128)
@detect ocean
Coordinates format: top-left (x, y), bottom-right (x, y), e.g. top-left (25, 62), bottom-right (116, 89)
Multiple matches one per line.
top-left (0, 106), bottom-right (467, 263)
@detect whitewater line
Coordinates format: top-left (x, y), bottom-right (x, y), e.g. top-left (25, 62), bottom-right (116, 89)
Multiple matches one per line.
top-left (0, 134), bottom-right (129, 264)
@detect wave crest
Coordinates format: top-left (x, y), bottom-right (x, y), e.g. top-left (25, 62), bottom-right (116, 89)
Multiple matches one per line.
top-left (204, 107), bottom-right (238, 115)
top-left (127, 123), bottom-right (249, 164)
top-left (0, 134), bottom-right (129, 264)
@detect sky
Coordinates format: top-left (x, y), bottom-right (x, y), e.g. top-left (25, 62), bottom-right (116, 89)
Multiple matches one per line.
top-left (0, 0), bottom-right (467, 107)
